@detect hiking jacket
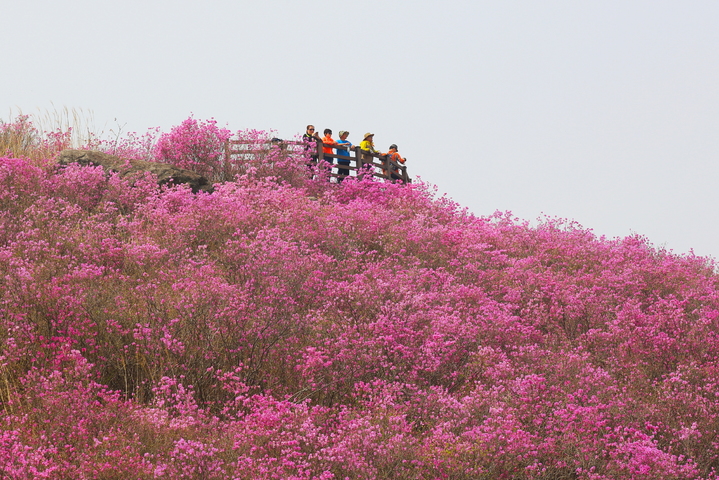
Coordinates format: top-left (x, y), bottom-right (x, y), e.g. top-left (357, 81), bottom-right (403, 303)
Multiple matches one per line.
top-left (384, 149), bottom-right (405, 165)
top-left (360, 140), bottom-right (379, 154)
top-left (322, 134), bottom-right (337, 155)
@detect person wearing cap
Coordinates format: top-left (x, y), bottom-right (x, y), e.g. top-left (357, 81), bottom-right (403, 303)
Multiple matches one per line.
top-left (335, 130), bottom-right (353, 182)
top-left (383, 144), bottom-right (406, 182)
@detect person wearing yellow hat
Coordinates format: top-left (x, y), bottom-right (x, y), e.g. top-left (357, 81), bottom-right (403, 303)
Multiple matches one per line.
top-left (359, 133), bottom-right (380, 176)
top-left (360, 132), bottom-right (380, 155)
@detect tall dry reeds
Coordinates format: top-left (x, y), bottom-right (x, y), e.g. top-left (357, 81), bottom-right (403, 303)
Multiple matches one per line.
top-left (0, 106), bottom-right (97, 163)
top-left (0, 114), bottom-right (41, 159)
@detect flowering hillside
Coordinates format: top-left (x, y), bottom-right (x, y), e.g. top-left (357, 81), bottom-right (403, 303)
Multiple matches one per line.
top-left (1, 116), bottom-right (719, 479)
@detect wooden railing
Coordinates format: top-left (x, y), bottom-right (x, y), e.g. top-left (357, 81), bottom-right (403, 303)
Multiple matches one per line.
top-left (224, 138), bottom-right (410, 183)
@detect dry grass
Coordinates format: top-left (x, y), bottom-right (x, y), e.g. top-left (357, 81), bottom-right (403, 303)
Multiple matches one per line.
top-left (1, 106), bottom-right (98, 163)
top-left (33, 105), bottom-right (98, 147)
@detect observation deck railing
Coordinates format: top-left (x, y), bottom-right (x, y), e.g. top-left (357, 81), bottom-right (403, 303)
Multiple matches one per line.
top-left (224, 138), bottom-right (410, 183)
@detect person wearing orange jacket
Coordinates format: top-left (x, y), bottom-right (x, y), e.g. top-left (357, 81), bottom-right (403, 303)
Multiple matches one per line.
top-left (321, 129), bottom-right (338, 169)
top-left (383, 144), bottom-right (406, 182)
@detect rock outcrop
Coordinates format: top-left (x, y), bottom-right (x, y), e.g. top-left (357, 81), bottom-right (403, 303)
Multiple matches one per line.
top-left (56, 149), bottom-right (213, 193)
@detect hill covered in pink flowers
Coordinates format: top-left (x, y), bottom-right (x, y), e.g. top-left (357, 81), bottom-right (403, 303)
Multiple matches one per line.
top-left (1, 116), bottom-right (719, 479)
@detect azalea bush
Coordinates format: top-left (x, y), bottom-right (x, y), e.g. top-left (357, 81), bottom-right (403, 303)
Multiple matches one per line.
top-left (1, 115), bottom-right (719, 478)
top-left (153, 116), bottom-right (233, 182)
top-left (0, 114), bottom-right (72, 162)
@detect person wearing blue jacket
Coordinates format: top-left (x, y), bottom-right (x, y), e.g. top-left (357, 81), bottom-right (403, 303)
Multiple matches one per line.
top-left (335, 130), bottom-right (352, 182)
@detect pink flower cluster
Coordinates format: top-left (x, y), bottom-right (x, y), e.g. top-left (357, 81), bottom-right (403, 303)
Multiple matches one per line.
top-left (0, 116), bottom-right (718, 478)
top-left (153, 116), bottom-right (232, 181)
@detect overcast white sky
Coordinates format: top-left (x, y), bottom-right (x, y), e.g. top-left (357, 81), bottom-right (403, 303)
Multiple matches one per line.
top-left (3, 1), bottom-right (719, 259)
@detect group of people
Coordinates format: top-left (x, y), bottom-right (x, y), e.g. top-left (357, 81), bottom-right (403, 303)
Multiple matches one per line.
top-left (302, 125), bottom-right (406, 182)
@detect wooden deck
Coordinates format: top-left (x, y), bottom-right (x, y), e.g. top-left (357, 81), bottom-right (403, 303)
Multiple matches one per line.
top-left (224, 138), bottom-right (410, 183)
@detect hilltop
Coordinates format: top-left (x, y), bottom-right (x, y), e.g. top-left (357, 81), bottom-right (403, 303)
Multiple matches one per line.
top-left (1, 115), bottom-right (718, 479)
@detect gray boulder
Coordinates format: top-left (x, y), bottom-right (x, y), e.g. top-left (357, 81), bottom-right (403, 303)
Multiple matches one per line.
top-left (56, 149), bottom-right (213, 193)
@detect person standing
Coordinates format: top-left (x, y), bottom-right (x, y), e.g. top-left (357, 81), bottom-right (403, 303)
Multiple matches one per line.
top-left (359, 132), bottom-right (380, 176)
top-left (335, 130), bottom-right (353, 182)
top-left (303, 125), bottom-right (321, 169)
top-left (360, 132), bottom-right (380, 155)
top-left (321, 128), bottom-right (338, 169)
top-left (383, 143), bottom-right (406, 182)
